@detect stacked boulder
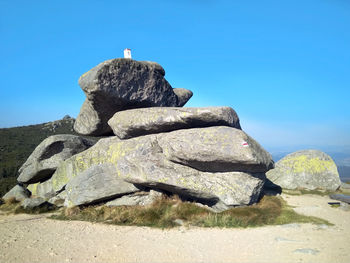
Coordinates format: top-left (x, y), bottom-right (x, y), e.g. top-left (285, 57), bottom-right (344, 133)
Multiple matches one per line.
top-left (2, 58), bottom-right (274, 212)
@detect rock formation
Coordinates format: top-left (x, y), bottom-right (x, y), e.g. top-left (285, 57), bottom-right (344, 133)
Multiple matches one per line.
top-left (2, 185), bottom-right (30, 202)
top-left (17, 134), bottom-right (96, 184)
top-left (2, 58), bottom-right (276, 212)
top-left (74, 59), bottom-right (192, 136)
top-left (107, 106), bottom-right (241, 139)
top-left (266, 150), bottom-right (341, 191)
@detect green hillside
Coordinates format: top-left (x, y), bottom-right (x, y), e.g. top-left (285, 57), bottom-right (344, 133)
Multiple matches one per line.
top-left (0, 116), bottom-right (78, 196)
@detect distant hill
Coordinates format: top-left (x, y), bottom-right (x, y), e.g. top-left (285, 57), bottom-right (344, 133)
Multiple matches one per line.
top-left (0, 116), bottom-right (80, 196)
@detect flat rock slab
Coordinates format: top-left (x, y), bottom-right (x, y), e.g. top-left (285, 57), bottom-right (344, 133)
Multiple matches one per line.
top-left (157, 126), bottom-right (273, 173)
top-left (17, 134), bottom-right (95, 184)
top-left (329, 194), bottom-right (350, 204)
top-left (74, 59), bottom-right (181, 136)
top-left (266, 150), bottom-right (341, 191)
top-left (108, 107), bottom-right (241, 139)
top-left (65, 164), bottom-right (139, 207)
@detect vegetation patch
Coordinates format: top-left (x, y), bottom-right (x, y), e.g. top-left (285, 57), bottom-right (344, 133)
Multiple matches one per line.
top-left (50, 195), bottom-right (331, 228)
top-left (0, 198), bottom-right (57, 215)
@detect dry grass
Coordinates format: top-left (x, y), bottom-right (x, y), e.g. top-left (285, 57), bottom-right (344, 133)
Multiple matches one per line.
top-left (50, 195), bottom-right (331, 228)
top-left (0, 198), bottom-right (57, 214)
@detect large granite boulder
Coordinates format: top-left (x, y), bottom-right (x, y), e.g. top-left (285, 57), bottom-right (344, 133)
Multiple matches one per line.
top-left (50, 126), bottom-right (273, 210)
top-left (65, 164), bottom-right (139, 207)
top-left (17, 135), bottom-right (95, 184)
top-left (173, 88), bottom-right (193, 107)
top-left (2, 185), bottom-right (30, 202)
top-left (74, 59), bottom-right (181, 136)
top-left (266, 150), bottom-right (341, 191)
top-left (108, 107), bottom-right (241, 139)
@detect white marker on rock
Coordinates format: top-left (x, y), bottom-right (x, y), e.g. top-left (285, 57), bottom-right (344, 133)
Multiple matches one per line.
top-left (124, 48), bottom-right (132, 59)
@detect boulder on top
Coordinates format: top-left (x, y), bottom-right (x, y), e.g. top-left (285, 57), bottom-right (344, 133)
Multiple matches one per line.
top-left (17, 134), bottom-right (95, 184)
top-left (51, 126), bottom-right (273, 210)
top-left (74, 59), bottom-right (180, 136)
top-left (2, 185), bottom-right (30, 202)
top-left (108, 107), bottom-right (241, 139)
top-left (266, 150), bottom-right (341, 191)
top-left (173, 88), bottom-right (193, 107)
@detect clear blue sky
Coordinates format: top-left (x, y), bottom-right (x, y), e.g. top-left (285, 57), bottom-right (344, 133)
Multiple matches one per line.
top-left (1, 0), bottom-right (349, 150)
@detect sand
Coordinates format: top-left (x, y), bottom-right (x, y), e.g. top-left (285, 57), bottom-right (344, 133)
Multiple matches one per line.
top-left (0, 193), bottom-right (349, 263)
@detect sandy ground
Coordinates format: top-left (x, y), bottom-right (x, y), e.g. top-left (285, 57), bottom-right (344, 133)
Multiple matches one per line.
top-left (0, 194), bottom-right (349, 263)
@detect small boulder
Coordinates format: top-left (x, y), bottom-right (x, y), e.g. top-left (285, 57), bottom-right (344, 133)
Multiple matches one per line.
top-left (2, 185), bottom-right (30, 202)
top-left (17, 134), bottom-right (95, 184)
top-left (173, 88), bottom-right (193, 106)
top-left (329, 194), bottom-right (350, 204)
top-left (74, 59), bottom-right (180, 136)
top-left (108, 107), bottom-right (241, 139)
top-left (266, 150), bottom-right (341, 191)
top-left (21, 197), bottom-right (50, 209)
top-left (65, 164), bottom-right (139, 207)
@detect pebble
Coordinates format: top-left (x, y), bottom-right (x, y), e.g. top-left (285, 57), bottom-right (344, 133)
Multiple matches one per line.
top-left (293, 248), bottom-right (320, 255)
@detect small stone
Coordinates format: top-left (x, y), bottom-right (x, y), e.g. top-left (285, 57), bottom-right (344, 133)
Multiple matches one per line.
top-left (293, 248), bottom-right (320, 255)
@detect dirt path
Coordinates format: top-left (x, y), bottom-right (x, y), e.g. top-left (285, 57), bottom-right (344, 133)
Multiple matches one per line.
top-left (1, 194), bottom-right (349, 263)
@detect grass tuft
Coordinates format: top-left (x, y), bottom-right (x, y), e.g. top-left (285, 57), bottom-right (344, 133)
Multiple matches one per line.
top-left (50, 195), bottom-right (331, 228)
top-left (0, 199), bottom-right (57, 215)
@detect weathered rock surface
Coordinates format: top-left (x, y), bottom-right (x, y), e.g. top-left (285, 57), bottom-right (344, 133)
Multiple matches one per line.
top-left (27, 179), bottom-right (56, 200)
top-left (51, 127), bottom-right (272, 209)
top-left (17, 134), bottom-right (95, 184)
top-left (2, 185), bottom-right (30, 202)
top-left (173, 88), bottom-right (193, 106)
top-left (266, 150), bottom-right (341, 191)
top-left (108, 107), bottom-right (241, 139)
top-left (65, 164), bottom-right (139, 207)
top-left (21, 197), bottom-right (50, 209)
top-left (48, 191), bottom-right (67, 207)
top-left (106, 190), bottom-right (163, 207)
top-left (157, 127), bottom-right (273, 173)
top-left (74, 59), bottom-right (180, 136)
top-left (329, 194), bottom-right (350, 204)
top-left (119, 155), bottom-right (266, 209)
